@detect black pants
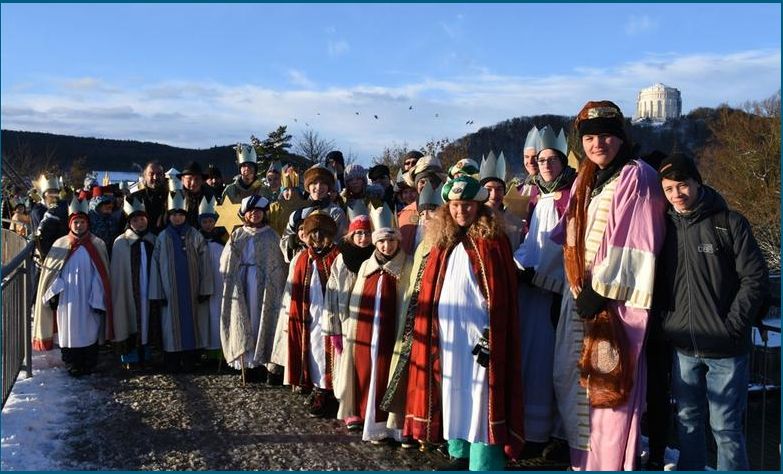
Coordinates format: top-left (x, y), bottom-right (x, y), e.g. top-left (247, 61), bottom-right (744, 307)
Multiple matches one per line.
top-left (61, 343), bottom-right (99, 373)
top-left (645, 335), bottom-right (673, 465)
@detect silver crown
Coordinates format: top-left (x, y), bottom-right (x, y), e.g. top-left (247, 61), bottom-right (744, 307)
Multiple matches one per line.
top-left (346, 199), bottom-right (370, 221)
top-left (370, 202), bottom-right (398, 232)
top-left (67, 197), bottom-right (89, 216)
top-left (168, 190), bottom-right (187, 212)
top-left (538, 125), bottom-right (568, 156)
top-left (234, 143), bottom-right (257, 165)
top-left (417, 181), bottom-right (444, 209)
top-left (198, 196), bottom-right (218, 217)
top-left (479, 151), bottom-right (507, 183)
top-left (123, 197), bottom-right (146, 216)
top-left (37, 175), bottom-right (61, 194)
top-left (524, 126), bottom-right (540, 152)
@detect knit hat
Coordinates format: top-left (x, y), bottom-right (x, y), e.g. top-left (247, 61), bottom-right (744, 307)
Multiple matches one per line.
top-left (658, 152), bottom-right (703, 184)
top-left (575, 100), bottom-right (627, 141)
top-left (348, 215), bottom-right (372, 234)
top-left (368, 164), bottom-right (391, 181)
top-left (343, 164), bottom-right (367, 183)
top-left (441, 176), bottom-right (489, 203)
top-left (302, 211), bottom-right (338, 238)
top-left (303, 165), bottom-right (336, 190)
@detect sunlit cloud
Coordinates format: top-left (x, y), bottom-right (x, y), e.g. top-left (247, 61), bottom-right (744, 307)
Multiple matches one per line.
top-left (2, 49), bottom-right (779, 163)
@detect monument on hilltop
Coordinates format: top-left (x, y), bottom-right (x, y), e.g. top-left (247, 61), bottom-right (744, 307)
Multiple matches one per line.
top-left (635, 83), bottom-right (682, 122)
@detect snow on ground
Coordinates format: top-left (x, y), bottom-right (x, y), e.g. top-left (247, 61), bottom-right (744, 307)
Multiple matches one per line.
top-left (1, 351), bottom-right (78, 471)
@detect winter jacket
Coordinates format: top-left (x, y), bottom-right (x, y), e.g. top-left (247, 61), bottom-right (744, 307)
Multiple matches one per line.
top-left (654, 185), bottom-right (768, 358)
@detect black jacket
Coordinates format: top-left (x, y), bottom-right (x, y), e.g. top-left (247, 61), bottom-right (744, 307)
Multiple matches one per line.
top-left (654, 186), bottom-right (768, 358)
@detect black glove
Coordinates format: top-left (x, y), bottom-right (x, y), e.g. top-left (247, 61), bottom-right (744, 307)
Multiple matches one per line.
top-left (153, 299), bottom-right (167, 307)
top-left (95, 309), bottom-right (106, 317)
top-left (197, 294), bottom-right (210, 304)
top-left (48, 294), bottom-right (60, 310)
top-left (575, 283), bottom-right (609, 319)
top-left (519, 267), bottom-right (536, 286)
top-left (471, 328), bottom-right (490, 368)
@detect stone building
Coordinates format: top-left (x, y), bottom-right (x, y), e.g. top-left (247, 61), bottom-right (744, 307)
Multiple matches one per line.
top-left (635, 83), bottom-right (682, 122)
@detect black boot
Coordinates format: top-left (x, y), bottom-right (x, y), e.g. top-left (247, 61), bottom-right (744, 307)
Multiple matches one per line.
top-left (435, 457), bottom-right (469, 471)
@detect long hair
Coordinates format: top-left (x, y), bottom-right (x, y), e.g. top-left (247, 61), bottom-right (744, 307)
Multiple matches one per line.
top-left (426, 203), bottom-right (504, 249)
top-left (564, 139), bottom-right (634, 291)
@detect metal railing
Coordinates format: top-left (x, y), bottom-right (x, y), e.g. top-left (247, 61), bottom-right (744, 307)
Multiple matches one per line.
top-left (1, 229), bottom-right (35, 408)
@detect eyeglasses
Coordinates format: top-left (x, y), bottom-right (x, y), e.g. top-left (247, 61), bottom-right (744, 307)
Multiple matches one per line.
top-left (536, 157), bottom-right (559, 165)
top-left (353, 230), bottom-right (371, 236)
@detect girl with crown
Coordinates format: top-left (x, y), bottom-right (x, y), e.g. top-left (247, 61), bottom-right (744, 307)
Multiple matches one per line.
top-left (402, 175), bottom-right (524, 471)
top-left (334, 203), bottom-right (410, 443)
top-left (196, 196), bottom-right (229, 367)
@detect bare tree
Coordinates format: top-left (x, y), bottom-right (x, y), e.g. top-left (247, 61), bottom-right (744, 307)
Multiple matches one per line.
top-left (700, 91), bottom-right (781, 271)
top-left (294, 128), bottom-right (336, 164)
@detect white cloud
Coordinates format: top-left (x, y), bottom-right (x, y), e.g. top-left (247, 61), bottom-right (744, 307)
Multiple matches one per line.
top-left (2, 49), bottom-right (779, 163)
top-left (327, 39), bottom-right (349, 57)
top-left (286, 69), bottom-right (315, 89)
top-left (625, 15), bottom-right (657, 36)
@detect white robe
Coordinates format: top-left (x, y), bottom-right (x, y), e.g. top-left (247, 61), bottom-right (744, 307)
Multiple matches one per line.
top-left (362, 273), bottom-right (403, 442)
top-left (138, 241), bottom-right (150, 345)
top-left (206, 240), bottom-right (224, 350)
top-left (438, 243), bottom-right (489, 444)
top-left (307, 260), bottom-right (328, 389)
top-left (43, 246), bottom-right (106, 348)
top-left (513, 192), bottom-right (562, 442)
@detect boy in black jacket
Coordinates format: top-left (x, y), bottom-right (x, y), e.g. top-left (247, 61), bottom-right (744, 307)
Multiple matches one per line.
top-left (655, 152), bottom-right (768, 470)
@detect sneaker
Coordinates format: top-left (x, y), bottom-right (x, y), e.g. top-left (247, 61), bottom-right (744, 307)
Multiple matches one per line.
top-left (435, 457), bottom-right (469, 471)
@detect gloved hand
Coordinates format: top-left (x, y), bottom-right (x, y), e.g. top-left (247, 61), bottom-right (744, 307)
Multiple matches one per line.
top-left (94, 309), bottom-right (106, 317)
top-left (471, 328), bottom-right (490, 368)
top-left (152, 299), bottom-right (167, 307)
top-left (518, 267), bottom-right (536, 286)
top-left (48, 294), bottom-right (60, 310)
top-left (330, 335), bottom-right (343, 355)
top-left (197, 294), bottom-right (210, 304)
top-left (575, 283), bottom-right (609, 319)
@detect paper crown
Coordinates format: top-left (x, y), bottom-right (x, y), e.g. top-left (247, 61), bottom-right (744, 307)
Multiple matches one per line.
top-left (37, 175), bottom-right (61, 194)
top-left (346, 199), bottom-right (370, 221)
top-left (281, 165), bottom-right (300, 189)
top-left (168, 190), bottom-right (187, 212)
top-left (417, 181), bottom-right (444, 209)
top-left (479, 150), bottom-right (507, 183)
top-left (538, 125), bottom-right (568, 156)
top-left (123, 197), bottom-right (146, 216)
top-left (67, 197), bottom-right (89, 216)
top-left (234, 143), bottom-right (258, 166)
top-left (266, 160), bottom-right (283, 174)
top-left (199, 196), bottom-right (218, 217)
top-left (524, 126), bottom-right (540, 152)
top-left (168, 174), bottom-right (183, 192)
top-left (369, 202), bottom-right (398, 232)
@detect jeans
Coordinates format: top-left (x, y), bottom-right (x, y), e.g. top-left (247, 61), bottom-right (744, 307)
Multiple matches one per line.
top-left (672, 351), bottom-right (749, 471)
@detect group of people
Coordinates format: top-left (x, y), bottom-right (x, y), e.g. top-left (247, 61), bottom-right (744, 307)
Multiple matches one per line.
top-left (22, 99), bottom-right (770, 471)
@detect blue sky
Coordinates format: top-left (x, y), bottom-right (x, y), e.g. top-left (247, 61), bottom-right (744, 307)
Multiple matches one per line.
top-left (2, 3), bottom-right (780, 164)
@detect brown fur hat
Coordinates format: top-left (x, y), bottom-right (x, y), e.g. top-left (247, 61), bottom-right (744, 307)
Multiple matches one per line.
top-left (304, 165), bottom-right (336, 190)
top-left (302, 211), bottom-right (338, 238)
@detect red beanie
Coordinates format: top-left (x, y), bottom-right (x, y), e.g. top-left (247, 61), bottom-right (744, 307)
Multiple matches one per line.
top-left (348, 215), bottom-right (371, 234)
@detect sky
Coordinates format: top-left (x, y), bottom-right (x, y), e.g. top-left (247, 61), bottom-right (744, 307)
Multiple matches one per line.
top-left (1, 3), bottom-right (780, 164)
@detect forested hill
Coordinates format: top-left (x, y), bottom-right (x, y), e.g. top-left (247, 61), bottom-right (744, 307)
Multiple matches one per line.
top-left (442, 109), bottom-right (716, 177)
top-left (0, 130), bottom-right (312, 178)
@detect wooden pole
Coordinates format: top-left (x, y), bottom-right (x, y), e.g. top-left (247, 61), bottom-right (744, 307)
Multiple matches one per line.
top-left (240, 353), bottom-right (246, 386)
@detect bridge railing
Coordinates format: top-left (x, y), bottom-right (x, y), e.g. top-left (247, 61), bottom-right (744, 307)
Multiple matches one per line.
top-left (1, 229), bottom-right (34, 409)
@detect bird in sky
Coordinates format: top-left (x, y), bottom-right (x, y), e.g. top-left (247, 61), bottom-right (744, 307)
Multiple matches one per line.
top-left (435, 113), bottom-right (439, 118)
top-left (355, 112), bottom-right (360, 115)
top-left (374, 114), bottom-right (379, 119)
top-left (409, 105), bottom-right (413, 110)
